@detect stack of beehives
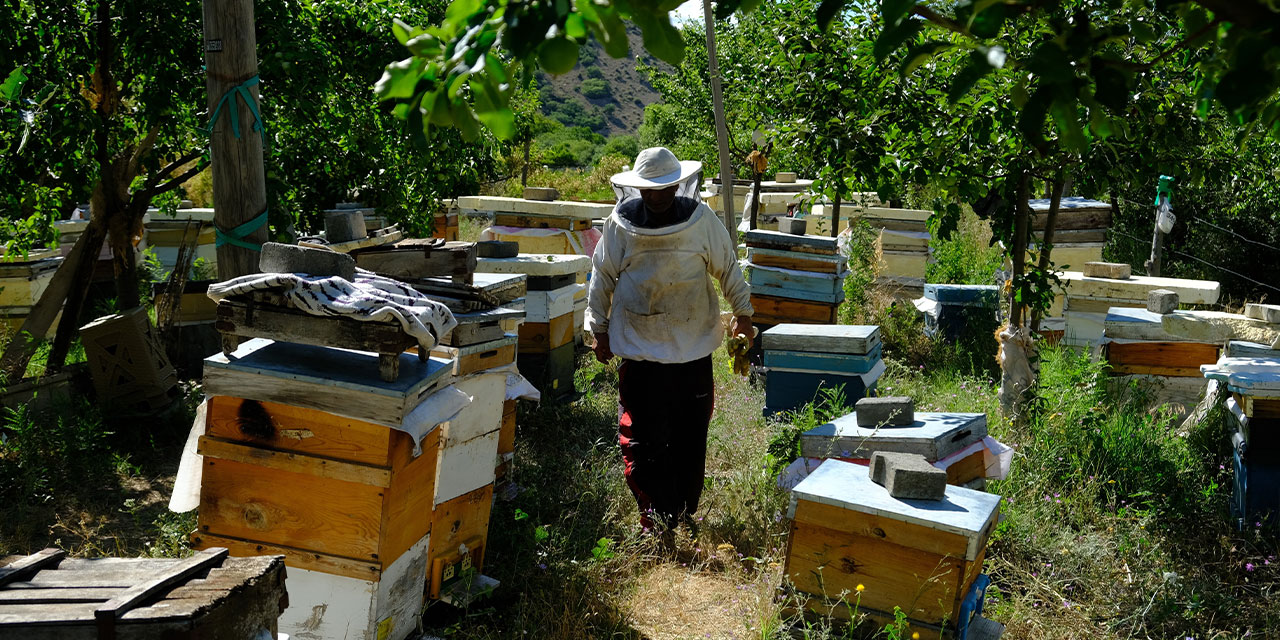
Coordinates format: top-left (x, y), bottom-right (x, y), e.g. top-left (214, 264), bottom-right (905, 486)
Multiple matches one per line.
top-left (1026, 196), bottom-right (1110, 270)
top-left (760, 324), bottom-right (884, 416)
top-left (704, 176), bottom-right (817, 231)
top-left (1101, 290), bottom-right (1222, 410)
top-left (476, 253), bottom-right (591, 402)
top-left (186, 245), bottom-right (514, 639)
top-left (744, 229), bottom-right (846, 327)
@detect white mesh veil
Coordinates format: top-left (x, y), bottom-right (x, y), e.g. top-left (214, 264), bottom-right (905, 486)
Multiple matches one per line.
top-left (612, 171), bottom-right (704, 208)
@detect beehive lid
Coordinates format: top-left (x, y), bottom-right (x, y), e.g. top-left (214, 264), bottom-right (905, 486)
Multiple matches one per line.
top-left (456, 195), bottom-right (612, 219)
top-left (762, 324), bottom-right (880, 355)
top-left (790, 459), bottom-right (1001, 560)
top-left (800, 411), bottom-right (987, 460)
top-left (1103, 307), bottom-right (1191, 342)
top-left (923, 284), bottom-right (999, 306)
top-left (1202, 357), bottom-right (1280, 397)
top-left (203, 339), bottom-right (452, 425)
top-left (1057, 271), bottom-right (1220, 305)
top-left (744, 229), bottom-right (839, 254)
top-left (475, 254), bottom-right (591, 277)
top-left (1227, 340), bottom-right (1280, 359)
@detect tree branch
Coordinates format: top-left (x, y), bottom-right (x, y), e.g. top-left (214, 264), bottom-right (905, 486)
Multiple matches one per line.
top-left (911, 6), bottom-right (972, 40)
top-left (127, 126), bottom-right (161, 178)
top-left (149, 160), bottom-right (207, 197)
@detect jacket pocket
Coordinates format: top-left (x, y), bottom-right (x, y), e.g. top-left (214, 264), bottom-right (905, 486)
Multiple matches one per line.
top-left (622, 308), bottom-right (671, 347)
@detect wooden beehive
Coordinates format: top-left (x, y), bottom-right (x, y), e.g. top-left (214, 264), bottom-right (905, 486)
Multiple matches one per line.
top-left (431, 334), bottom-right (517, 376)
top-left (80, 306), bottom-right (176, 407)
top-left (762, 325), bottom-right (885, 415)
top-left (0, 548), bottom-right (285, 640)
top-left (785, 460), bottom-right (1001, 639)
top-left (801, 411), bottom-right (988, 461)
top-left (0, 258), bottom-right (60, 308)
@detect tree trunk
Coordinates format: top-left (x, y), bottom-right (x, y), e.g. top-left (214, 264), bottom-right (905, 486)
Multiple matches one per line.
top-left (1009, 172), bottom-right (1031, 327)
top-left (831, 190), bottom-right (842, 238)
top-left (46, 192), bottom-right (113, 374)
top-left (749, 168), bottom-right (762, 230)
top-left (204, 0), bottom-right (268, 279)
top-left (702, 0), bottom-right (735, 231)
top-left (521, 137), bottom-right (532, 187)
top-left (1030, 175), bottom-right (1071, 332)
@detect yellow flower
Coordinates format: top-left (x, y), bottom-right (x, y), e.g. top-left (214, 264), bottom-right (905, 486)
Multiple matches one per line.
top-left (912, 633), bottom-right (920, 640)
top-left (855, 584), bottom-right (865, 592)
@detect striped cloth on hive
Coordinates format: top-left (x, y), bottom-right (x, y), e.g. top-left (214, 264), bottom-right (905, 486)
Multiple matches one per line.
top-left (207, 269), bottom-right (457, 352)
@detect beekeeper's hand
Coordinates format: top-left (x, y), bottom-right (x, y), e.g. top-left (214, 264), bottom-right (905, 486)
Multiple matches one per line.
top-left (592, 332), bottom-right (613, 364)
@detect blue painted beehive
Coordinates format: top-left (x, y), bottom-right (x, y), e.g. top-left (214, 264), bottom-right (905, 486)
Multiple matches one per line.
top-left (761, 324), bottom-right (884, 415)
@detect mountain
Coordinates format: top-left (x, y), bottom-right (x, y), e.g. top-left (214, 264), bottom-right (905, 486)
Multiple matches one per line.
top-left (537, 27), bottom-right (669, 137)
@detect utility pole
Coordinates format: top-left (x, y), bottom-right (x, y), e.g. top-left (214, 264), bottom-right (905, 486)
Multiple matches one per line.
top-left (702, 0), bottom-right (735, 231)
top-left (1145, 175), bottom-right (1174, 277)
top-left (203, 0), bottom-right (269, 279)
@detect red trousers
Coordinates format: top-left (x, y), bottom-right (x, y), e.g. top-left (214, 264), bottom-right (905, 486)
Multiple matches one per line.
top-left (617, 356), bottom-right (715, 528)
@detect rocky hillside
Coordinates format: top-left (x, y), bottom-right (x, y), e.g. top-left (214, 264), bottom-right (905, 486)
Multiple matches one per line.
top-left (537, 27), bottom-right (668, 136)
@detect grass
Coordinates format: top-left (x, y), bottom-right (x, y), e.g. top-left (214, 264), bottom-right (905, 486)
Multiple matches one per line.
top-left (491, 154), bottom-right (630, 202)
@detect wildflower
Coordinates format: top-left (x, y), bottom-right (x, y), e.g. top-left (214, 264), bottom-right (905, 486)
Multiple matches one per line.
top-left (856, 584), bottom-right (865, 592)
top-left (1246, 562), bottom-right (1256, 572)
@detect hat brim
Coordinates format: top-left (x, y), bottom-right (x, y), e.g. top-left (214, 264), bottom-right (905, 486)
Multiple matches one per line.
top-left (611, 160), bottom-right (702, 189)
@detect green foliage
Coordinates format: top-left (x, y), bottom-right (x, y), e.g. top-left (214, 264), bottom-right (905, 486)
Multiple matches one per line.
top-left (599, 135), bottom-right (638, 161)
top-left (580, 77), bottom-right (611, 99)
top-left (0, 400), bottom-right (112, 507)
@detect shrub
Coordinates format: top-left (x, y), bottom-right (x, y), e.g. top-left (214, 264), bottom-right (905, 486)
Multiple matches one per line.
top-left (581, 77), bottom-right (610, 99)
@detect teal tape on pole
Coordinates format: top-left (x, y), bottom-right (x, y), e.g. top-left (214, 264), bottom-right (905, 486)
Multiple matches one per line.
top-left (216, 209), bottom-right (268, 251)
top-left (207, 75), bottom-right (265, 139)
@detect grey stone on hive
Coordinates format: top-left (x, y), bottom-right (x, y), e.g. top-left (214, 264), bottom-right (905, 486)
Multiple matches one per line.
top-left (856, 396), bottom-right (915, 427)
top-left (1082, 261), bottom-right (1132, 279)
top-left (477, 241), bottom-right (519, 259)
top-left (1246, 303), bottom-right (1280, 324)
top-left (869, 451), bottom-right (947, 501)
top-left (777, 217), bottom-right (808, 235)
top-left (1147, 289), bottom-right (1179, 314)
top-left (775, 171), bottom-right (798, 184)
top-left (324, 209), bottom-right (368, 243)
top-left (260, 242), bottom-right (356, 280)
top-left (523, 187), bottom-right (559, 201)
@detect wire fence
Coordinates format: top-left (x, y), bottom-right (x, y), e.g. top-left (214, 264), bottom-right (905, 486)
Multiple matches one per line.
top-left (1108, 227), bottom-right (1280, 295)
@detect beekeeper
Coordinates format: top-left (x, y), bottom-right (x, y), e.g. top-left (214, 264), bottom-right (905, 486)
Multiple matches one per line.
top-left (586, 147), bottom-right (753, 534)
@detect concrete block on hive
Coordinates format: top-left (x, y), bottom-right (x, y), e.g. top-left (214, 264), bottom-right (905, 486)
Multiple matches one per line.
top-left (260, 242), bottom-right (356, 280)
top-left (856, 396), bottom-right (914, 426)
top-left (870, 451), bottom-right (947, 500)
top-left (324, 209), bottom-right (368, 243)
top-left (775, 171), bottom-right (798, 183)
top-left (477, 240), bottom-right (519, 258)
top-left (1147, 289), bottom-right (1179, 314)
top-left (1246, 303), bottom-right (1280, 324)
top-left (1083, 261), bottom-right (1131, 279)
top-left (523, 187), bottom-right (559, 201)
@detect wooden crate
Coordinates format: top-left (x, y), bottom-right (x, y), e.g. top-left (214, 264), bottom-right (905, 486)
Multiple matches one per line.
top-left (495, 213), bottom-right (592, 230)
top-left (748, 267), bottom-right (847, 304)
top-left (785, 460), bottom-right (1000, 635)
top-left (80, 306), bottom-right (176, 405)
top-left (517, 342), bottom-right (575, 401)
top-left (0, 258), bottom-right (60, 308)
top-left (430, 334), bottom-right (517, 375)
top-left (750, 294), bottom-right (838, 325)
top-left (747, 247), bottom-right (844, 274)
top-left (195, 396), bottom-right (442, 579)
top-left (202, 339), bottom-right (453, 437)
top-left (764, 365), bottom-right (883, 415)
top-left (427, 484), bottom-right (494, 599)
top-left (526, 285), bottom-right (580, 323)
top-left (518, 313), bottom-right (575, 351)
top-left (800, 411), bottom-right (988, 461)
top-left (1105, 341), bottom-right (1220, 377)
top-left (0, 549), bottom-right (286, 640)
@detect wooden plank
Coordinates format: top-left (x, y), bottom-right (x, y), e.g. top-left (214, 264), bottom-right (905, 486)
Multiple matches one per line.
top-left (351, 240), bottom-right (476, 279)
top-left (792, 499), bottom-right (968, 559)
top-left (0, 587), bottom-right (118, 604)
top-left (497, 401), bottom-right (517, 457)
top-left (762, 346), bottom-right (883, 375)
top-left (747, 248), bottom-right (843, 273)
top-left (198, 457), bottom-right (384, 562)
top-left (0, 602), bottom-right (99, 625)
top-left (93, 548), bottom-right (228, 634)
top-left (475, 253), bottom-right (592, 277)
top-left (749, 282), bottom-right (845, 304)
top-left (748, 267), bottom-right (846, 298)
top-left (1057, 271), bottom-right (1220, 304)
top-left (749, 294), bottom-right (838, 324)
top-left (191, 532), bottom-right (379, 581)
top-left (216, 299), bottom-right (416, 355)
top-left (205, 396), bottom-right (393, 467)
top-left (494, 213), bottom-right (592, 230)
top-left (762, 324), bottom-right (880, 354)
top-left (0, 549), bottom-right (65, 588)
top-left (518, 314), bottom-right (575, 351)
top-left (379, 429), bottom-right (440, 571)
top-left (945, 449), bottom-right (989, 486)
top-left (785, 519), bottom-right (968, 623)
top-left (426, 485), bottom-right (494, 597)
top-left (744, 229), bottom-right (839, 255)
top-left (197, 436), bottom-right (392, 487)
top-left (1106, 341), bottom-right (1219, 377)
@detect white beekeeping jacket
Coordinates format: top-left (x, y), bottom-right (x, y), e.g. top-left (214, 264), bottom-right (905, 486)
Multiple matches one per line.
top-left (586, 201), bottom-right (753, 364)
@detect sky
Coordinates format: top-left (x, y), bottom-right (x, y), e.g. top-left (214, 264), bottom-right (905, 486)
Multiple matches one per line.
top-left (672, 0), bottom-right (704, 23)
